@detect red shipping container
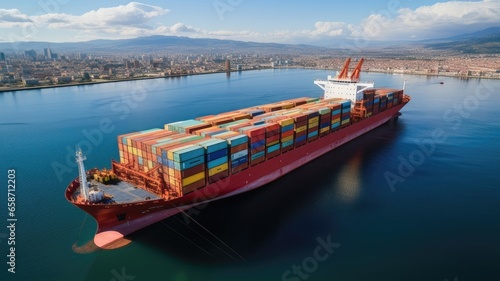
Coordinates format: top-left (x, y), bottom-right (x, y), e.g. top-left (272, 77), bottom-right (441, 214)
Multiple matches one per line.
top-left (295, 140), bottom-right (307, 147)
top-left (172, 163), bottom-right (206, 179)
top-left (281, 129), bottom-right (294, 138)
top-left (266, 149), bottom-right (280, 160)
top-left (182, 179), bottom-right (206, 195)
top-left (308, 135), bottom-right (318, 142)
top-left (281, 144), bottom-right (294, 153)
top-left (185, 123), bottom-right (213, 134)
top-left (308, 126), bottom-right (318, 133)
top-left (265, 123), bottom-right (280, 133)
top-left (231, 162), bottom-right (248, 174)
top-left (266, 134), bottom-right (280, 143)
top-left (294, 120), bottom-right (308, 129)
top-left (230, 143), bottom-right (248, 154)
top-left (208, 170), bottom-right (229, 184)
top-left (250, 146), bottom-right (265, 155)
top-left (243, 126), bottom-right (267, 137)
top-left (250, 133), bottom-right (266, 142)
top-left (266, 129), bottom-right (280, 138)
top-left (250, 156), bottom-right (265, 166)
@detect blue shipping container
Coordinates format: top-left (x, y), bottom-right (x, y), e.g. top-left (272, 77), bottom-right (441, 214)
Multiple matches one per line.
top-left (231, 156), bottom-right (248, 168)
top-left (173, 155), bottom-right (205, 171)
top-left (296, 135), bottom-right (307, 143)
top-left (251, 140), bottom-right (266, 150)
top-left (251, 151), bottom-right (265, 160)
top-left (267, 143), bottom-right (281, 153)
top-left (207, 156), bottom-right (228, 169)
top-left (308, 130), bottom-right (318, 138)
top-left (207, 148), bottom-right (228, 162)
top-left (282, 139), bottom-right (294, 148)
top-left (281, 124), bottom-right (294, 132)
top-left (331, 109), bottom-right (341, 115)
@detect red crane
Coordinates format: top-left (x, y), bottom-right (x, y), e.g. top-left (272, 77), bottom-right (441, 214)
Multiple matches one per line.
top-left (337, 57), bottom-right (351, 79)
top-left (350, 58), bottom-right (364, 81)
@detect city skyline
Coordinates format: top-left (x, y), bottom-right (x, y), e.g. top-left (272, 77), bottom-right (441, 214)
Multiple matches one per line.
top-left (0, 0), bottom-right (498, 46)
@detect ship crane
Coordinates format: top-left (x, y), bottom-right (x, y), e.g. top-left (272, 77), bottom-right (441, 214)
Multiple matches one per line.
top-left (337, 57), bottom-right (351, 79)
top-left (75, 147), bottom-right (104, 203)
top-left (75, 146), bottom-right (89, 201)
top-left (350, 58), bottom-right (364, 81)
top-left (314, 57), bottom-right (373, 104)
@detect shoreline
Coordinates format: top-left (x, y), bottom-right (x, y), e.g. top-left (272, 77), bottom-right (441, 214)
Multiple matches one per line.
top-left (0, 68), bottom-right (269, 93)
top-left (1, 66), bottom-right (497, 93)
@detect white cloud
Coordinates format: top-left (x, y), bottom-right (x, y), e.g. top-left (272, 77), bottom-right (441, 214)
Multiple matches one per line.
top-left (36, 2), bottom-right (168, 30)
top-left (0, 1), bottom-right (499, 43)
top-left (353, 0), bottom-right (500, 39)
top-left (0, 9), bottom-right (32, 27)
top-left (310, 22), bottom-right (348, 36)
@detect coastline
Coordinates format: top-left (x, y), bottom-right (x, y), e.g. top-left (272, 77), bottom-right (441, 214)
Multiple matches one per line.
top-left (1, 66), bottom-right (497, 93)
top-left (0, 68), bottom-right (270, 93)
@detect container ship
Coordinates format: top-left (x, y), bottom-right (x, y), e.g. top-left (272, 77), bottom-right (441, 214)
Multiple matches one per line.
top-left (65, 58), bottom-right (411, 249)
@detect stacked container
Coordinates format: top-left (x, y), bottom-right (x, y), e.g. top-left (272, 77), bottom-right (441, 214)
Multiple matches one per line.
top-left (217, 134), bottom-right (249, 174)
top-left (265, 123), bottom-right (281, 159)
top-left (317, 107), bottom-right (332, 137)
top-left (393, 90), bottom-right (402, 106)
top-left (165, 119), bottom-right (212, 134)
top-left (305, 110), bottom-right (319, 142)
top-left (340, 100), bottom-right (351, 128)
top-left (278, 118), bottom-right (294, 153)
top-left (167, 144), bottom-right (207, 194)
top-left (380, 95), bottom-right (388, 112)
top-left (118, 128), bottom-right (163, 171)
top-left (198, 139), bottom-right (229, 184)
top-left (373, 94), bottom-right (380, 115)
top-left (293, 112), bottom-right (308, 147)
top-left (238, 126), bottom-right (266, 166)
top-left (330, 103), bottom-right (342, 132)
top-left (363, 91), bottom-right (375, 118)
top-left (387, 92), bottom-right (394, 109)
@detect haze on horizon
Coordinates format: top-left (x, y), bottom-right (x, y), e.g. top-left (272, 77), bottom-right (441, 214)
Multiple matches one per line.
top-left (0, 0), bottom-right (498, 46)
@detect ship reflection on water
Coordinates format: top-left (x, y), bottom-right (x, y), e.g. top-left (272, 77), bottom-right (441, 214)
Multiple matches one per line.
top-left (335, 153), bottom-right (362, 203)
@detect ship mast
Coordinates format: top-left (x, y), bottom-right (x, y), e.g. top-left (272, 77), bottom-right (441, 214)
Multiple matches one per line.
top-left (75, 146), bottom-right (89, 201)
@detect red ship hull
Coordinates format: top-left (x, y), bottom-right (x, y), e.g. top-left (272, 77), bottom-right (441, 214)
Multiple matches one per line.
top-left (65, 100), bottom-right (408, 248)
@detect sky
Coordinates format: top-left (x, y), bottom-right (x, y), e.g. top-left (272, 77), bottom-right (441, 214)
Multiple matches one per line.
top-left (0, 0), bottom-right (499, 45)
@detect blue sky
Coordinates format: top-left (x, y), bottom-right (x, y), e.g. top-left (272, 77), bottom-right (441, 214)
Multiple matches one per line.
top-left (0, 0), bottom-right (498, 45)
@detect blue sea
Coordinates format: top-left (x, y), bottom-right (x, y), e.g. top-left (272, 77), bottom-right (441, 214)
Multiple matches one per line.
top-left (1, 69), bottom-right (499, 281)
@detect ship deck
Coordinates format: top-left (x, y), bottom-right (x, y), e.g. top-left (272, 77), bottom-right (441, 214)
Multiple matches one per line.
top-left (91, 180), bottom-right (160, 203)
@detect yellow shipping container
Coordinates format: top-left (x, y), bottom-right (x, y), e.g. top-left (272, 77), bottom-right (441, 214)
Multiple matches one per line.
top-left (295, 125), bottom-right (307, 133)
top-left (341, 119), bottom-right (350, 125)
top-left (267, 140), bottom-right (279, 147)
top-left (308, 116), bottom-right (319, 125)
top-left (331, 117), bottom-right (341, 124)
top-left (182, 171), bottom-right (206, 187)
top-left (132, 147), bottom-right (137, 155)
top-left (279, 118), bottom-right (294, 127)
top-left (320, 127), bottom-right (329, 134)
top-left (208, 163), bottom-right (228, 177)
top-left (148, 160), bottom-right (153, 169)
top-left (168, 167), bottom-right (175, 176)
top-left (281, 135), bottom-right (294, 143)
top-left (138, 149), bottom-right (143, 158)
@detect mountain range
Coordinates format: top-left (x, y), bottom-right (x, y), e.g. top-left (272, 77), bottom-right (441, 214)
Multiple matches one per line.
top-left (422, 26), bottom-right (500, 54)
top-left (0, 27), bottom-right (498, 55)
